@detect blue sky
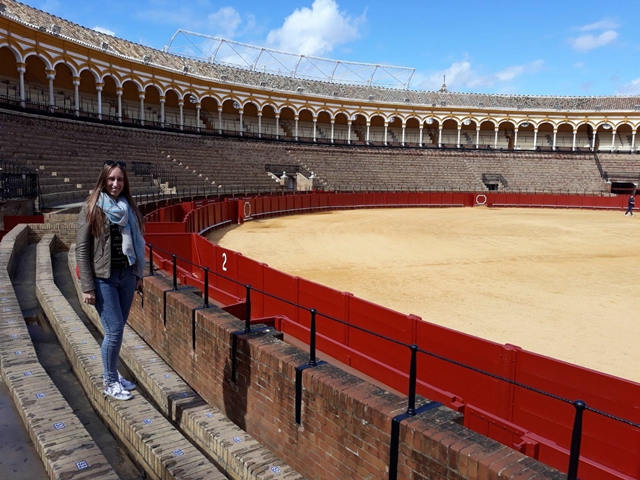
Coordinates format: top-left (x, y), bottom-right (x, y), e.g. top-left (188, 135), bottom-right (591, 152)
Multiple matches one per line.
top-left (26, 0), bottom-right (640, 96)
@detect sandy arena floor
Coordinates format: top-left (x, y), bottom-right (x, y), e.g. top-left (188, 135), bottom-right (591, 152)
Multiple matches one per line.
top-left (209, 207), bottom-right (640, 382)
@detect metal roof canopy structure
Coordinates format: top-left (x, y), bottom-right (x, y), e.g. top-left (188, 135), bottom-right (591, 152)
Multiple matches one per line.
top-left (164, 30), bottom-right (416, 89)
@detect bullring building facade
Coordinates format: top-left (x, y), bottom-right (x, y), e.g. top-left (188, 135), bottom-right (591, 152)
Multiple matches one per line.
top-left (1, 0), bottom-right (640, 157)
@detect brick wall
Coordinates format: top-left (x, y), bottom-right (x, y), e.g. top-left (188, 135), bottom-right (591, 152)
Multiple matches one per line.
top-left (28, 222), bottom-right (75, 248)
top-left (128, 270), bottom-right (564, 480)
top-left (27, 212), bottom-right (78, 248)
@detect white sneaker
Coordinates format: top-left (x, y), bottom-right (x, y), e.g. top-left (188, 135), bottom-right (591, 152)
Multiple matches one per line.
top-left (102, 373), bottom-right (137, 391)
top-left (118, 374), bottom-right (137, 391)
top-left (104, 381), bottom-right (133, 401)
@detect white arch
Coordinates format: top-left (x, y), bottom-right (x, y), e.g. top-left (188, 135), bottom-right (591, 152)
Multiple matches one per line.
top-left (0, 42), bottom-right (24, 63)
top-left (50, 59), bottom-right (79, 77)
top-left (23, 51), bottom-right (54, 70)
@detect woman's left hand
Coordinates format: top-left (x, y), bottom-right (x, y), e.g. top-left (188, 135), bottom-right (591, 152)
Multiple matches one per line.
top-left (136, 278), bottom-right (144, 295)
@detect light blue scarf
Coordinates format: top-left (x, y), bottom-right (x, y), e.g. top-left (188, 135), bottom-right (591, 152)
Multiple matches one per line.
top-left (98, 192), bottom-right (145, 268)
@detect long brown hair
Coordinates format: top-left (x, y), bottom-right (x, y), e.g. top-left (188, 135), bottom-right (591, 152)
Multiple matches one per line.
top-left (84, 162), bottom-right (144, 236)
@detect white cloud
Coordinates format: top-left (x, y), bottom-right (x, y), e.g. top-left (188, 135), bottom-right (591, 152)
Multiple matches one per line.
top-left (494, 65), bottom-right (524, 82)
top-left (414, 60), bottom-right (543, 91)
top-left (578, 18), bottom-right (619, 32)
top-left (266, 0), bottom-right (365, 56)
top-left (495, 61), bottom-right (543, 82)
top-left (617, 78), bottom-right (640, 95)
top-left (207, 7), bottom-right (242, 39)
top-left (570, 19), bottom-right (619, 52)
top-left (573, 62), bottom-right (585, 68)
top-left (570, 30), bottom-right (618, 52)
top-left (93, 26), bottom-right (115, 36)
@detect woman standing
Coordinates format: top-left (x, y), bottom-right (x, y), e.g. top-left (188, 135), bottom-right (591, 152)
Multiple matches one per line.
top-left (76, 160), bottom-right (145, 400)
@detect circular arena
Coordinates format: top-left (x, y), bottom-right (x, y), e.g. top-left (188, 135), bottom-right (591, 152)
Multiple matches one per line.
top-left (0, 1), bottom-right (639, 479)
top-left (213, 207), bottom-right (640, 383)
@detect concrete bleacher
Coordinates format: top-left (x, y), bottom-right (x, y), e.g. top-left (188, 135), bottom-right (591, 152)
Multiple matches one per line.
top-left (460, 151), bottom-right (607, 192)
top-left (170, 136), bottom-right (291, 189)
top-left (598, 153), bottom-right (640, 179)
top-left (0, 107), bottom-right (617, 202)
top-left (286, 145), bottom-right (485, 191)
top-left (0, 226), bottom-right (119, 479)
top-left (282, 144), bottom-right (609, 193)
top-left (0, 109), bottom-right (163, 205)
top-left (0, 108), bottom-right (282, 203)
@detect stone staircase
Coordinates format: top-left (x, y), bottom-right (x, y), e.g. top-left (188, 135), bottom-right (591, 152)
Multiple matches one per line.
top-left (0, 224), bottom-right (305, 479)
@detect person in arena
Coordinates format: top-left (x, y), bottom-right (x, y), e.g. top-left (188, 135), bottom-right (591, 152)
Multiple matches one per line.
top-left (76, 160), bottom-right (145, 400)
top-left (625, 194), bottom-right (635, 216)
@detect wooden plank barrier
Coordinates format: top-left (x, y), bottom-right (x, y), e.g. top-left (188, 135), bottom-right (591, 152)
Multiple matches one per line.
top-left (143, 191), bottom-right (637, 479)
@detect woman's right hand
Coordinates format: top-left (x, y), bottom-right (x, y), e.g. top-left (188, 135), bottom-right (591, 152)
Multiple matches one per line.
top-left (83, 290), bottom-right (95, 305)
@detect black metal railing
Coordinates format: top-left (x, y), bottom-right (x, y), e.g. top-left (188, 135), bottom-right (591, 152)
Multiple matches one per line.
top-left (146, 243), bottom-right (640, 480)
top-left (0, 159), bottom-right (40, 200)
top-left (0, 93), bottom-right (22, 107)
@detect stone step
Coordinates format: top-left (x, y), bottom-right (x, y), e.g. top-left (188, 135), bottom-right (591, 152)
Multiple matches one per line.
top-left (0, 225), bottom-right (119, 479)
top-left (36, 234), bottom-right (227, 480)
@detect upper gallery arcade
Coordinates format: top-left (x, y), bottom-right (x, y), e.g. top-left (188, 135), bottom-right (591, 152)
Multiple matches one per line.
top-left (1, 0), bottom-right (640, 152)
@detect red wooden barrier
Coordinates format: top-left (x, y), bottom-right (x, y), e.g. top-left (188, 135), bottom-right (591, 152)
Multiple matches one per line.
top-left (145, 191), bottom-right (637, 479)
top-left (236, 255), bottom-right (265, 317)
top-left (416, 322), bottom-right (515, 418)
top-left (3, 215), bottom-right (44, 231)
top-left (298, 278), bottom-right (349, 348)
top-left (262, 266), bottom-right (299, 322)
top-left (348, 299), bottom-right (415, 373)
top-left (145, 222), bottom-right (187, 234)
top-left (512, 350), bottom-right (640, 474)
top-left (145, 233), bottom-right (193, 260)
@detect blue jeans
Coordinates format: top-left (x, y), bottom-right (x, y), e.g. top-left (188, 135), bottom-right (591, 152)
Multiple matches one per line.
top-left (94, 265), bottom-right (136, 384)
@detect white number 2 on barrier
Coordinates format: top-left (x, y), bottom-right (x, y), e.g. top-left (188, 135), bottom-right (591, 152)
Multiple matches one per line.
top-left (222, 252), bottom-right (228, 271)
